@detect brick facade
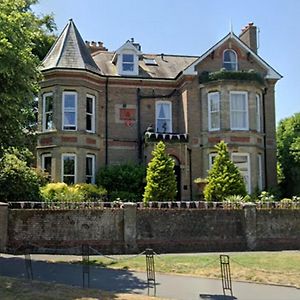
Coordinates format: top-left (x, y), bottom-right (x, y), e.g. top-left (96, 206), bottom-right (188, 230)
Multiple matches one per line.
top-left (37, 20), bottom-right (281, 200)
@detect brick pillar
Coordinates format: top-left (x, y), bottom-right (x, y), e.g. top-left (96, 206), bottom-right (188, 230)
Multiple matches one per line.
top-left (123, 203), bottom-right (137, 253)
top-left (243, 203), bottom-right (257, 250)
top-left (0, 202), bottom-right (8, 252)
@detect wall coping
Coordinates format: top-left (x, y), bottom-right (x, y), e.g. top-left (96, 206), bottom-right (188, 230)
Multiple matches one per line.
top-left (0, 202), bottom-right (8, 207)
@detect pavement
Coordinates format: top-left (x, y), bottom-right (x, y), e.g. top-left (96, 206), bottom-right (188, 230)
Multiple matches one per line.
top-left (0, 253), bottom-right (299, 300)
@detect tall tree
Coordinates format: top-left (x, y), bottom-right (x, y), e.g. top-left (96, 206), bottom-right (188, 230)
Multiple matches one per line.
top-left (143, 141), bottom-right (177, 203)
top-left (0, 0), bottom-right (56, 151)
top-left (204, 141), bottom-right (247, 201)
top-left (277, 113), bottom-right (300, 196)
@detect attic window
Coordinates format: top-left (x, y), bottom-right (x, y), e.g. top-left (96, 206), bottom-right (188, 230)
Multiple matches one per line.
top-left (122, 54), bottom-right (134, 72)
top-left (223, 49), bottom-right (238, 71)
top-left (144, 58), bottom-right (158, 66)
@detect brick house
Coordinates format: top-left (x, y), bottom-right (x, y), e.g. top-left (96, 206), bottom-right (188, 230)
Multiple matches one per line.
top-left (37, 19), bottom-right (281, 200)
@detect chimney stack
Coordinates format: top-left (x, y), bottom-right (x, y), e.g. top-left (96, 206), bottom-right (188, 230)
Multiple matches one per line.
top-left (239, 22), bottom-right (258, 53)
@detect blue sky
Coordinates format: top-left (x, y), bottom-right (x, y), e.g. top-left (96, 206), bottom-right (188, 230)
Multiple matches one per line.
top-left (34, 0), bottom-right (300, 123)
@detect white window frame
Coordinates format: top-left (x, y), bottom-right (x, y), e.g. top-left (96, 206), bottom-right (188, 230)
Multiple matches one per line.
top-left (86, 94), bottom-right (95, 133)
top-left (118, 51), bottom-right (138, 76)
top-left (231, 153), bottom-right (251, 193)
top-left (62, 91), bottom-right (77, 131)
top-left (208, 92), bottom-right (220, 131)
top-left (41, 153), bottom-right (52, 179)
top-left (230, 91), bottom-right (249, 130)
top-left (86, 154), bottom-right (96, 184)
top-left (256, 94), bottom-right (261, 132)
top-left (42, 92), bottom-right (54, 131)
top-left (223, 49), bottom-right (238, 71)
top-left (258, 154), bottom-right (263, 191)
top-left (61, 154), bottom-right (77, 184)
top-left (155, 100), bottom-right (172, 133)
top-left (208, 153), bottom-right (217, 170)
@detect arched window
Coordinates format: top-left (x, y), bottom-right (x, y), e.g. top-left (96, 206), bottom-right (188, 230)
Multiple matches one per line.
top-left (223, 49), bottom-right (238, 71)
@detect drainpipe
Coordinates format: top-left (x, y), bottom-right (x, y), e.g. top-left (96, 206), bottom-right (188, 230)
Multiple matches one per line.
top-left (262, 87), bottom-right (268, 190)
top-left (137, 88), bottom-right (142, 163)
top-left (105, 77), bottom-right (109, 166)
top-left (188, 147), bottom-right (193, 200)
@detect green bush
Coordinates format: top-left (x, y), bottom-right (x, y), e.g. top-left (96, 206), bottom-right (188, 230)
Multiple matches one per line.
top-left (204, 141), bottom-right (247, 201)
top-left (96, 163), bottom-right (145, 202)
top-left (40, 183), bottom-right (107, 202)
top-left (0, 150), bottom-right (42, 202)
top-left (143, 141), bottom-right (177, 203)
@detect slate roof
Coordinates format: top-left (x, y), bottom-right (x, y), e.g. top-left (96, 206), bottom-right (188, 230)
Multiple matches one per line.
top-left (92, 51), bottom-right (198, 79)
top-left (41, 19), bottom-right (101, 74)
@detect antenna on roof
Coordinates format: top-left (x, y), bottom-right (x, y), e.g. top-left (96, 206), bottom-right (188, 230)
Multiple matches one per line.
top-left (230, 19), bottom-right (233, 36)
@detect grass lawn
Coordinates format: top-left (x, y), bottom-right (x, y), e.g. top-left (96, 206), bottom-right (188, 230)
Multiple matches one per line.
top-left (83, 251), bottom-right (300, 288)
top-left (0, 275), bottom-right (165, 300)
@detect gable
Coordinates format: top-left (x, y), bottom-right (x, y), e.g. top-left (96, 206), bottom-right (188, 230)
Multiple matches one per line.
top-left (183, 33), bottom-right (282, 80)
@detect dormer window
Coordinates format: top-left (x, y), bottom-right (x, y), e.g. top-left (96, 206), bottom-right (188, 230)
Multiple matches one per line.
top-left (122, 54), bottom-right (134, 72)
top-left (114, 40), bottom-right (142, 76)
top-left (223, 49), bottom-right (238, 71)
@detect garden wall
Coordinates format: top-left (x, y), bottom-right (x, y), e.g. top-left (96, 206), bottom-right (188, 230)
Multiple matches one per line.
top-left (0, 203), bottom-right (299, 254)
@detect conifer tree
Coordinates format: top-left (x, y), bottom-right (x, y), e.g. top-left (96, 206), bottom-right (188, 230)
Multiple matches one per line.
top-left (143, 141), bottom-right (177, 203)
top-left (204, 141), bottom-right (247, 201)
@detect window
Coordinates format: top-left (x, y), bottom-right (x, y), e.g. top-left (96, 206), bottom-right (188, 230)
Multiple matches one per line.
top-left (208, 92), bottom-right (220, 131)
top-left (122, 54), bottom-right (134, 72)
top-left (144, 58), bottom-right (158, 65)
top-left (223, 49), bottom-right (238, 71)
top-left (232, 153), bottom-right (251, 192)
top-left (43, 93), bottom-right (54, 131)
top-left (256, 94), bottom-right (261, 132)
top-left (156, 101), bottom-right (172, 133)
top-left (86, 94), bottom-right (95, 132)
top-left (41, 154), bottom-right (52, 179)
top-left (62, 154), bottom-right (76, 184)
top-left (230, 91), bottom-right (248, 130)
top-left (86, 154), bottom-right (95, 184)
top-left (208, 153), bottom-right (217, 170)
top-left (258, 154), bottom-right (263, 191)
top-left (63, 92), bottom-right (77, 130)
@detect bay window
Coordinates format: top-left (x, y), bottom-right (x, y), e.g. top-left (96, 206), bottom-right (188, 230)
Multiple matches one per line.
top-left (63, 92), bottom-right (77, 130)
top-left (230, 91), bottom-right (248, 130)
top-left (62, 154), bottom-right (76, 184)
top-left (43, 93), bottom-right (54, 131)
top-left (208, 92), bottom-right (220, 131)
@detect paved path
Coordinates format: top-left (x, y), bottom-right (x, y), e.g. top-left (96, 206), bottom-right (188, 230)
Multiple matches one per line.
top-left (0, 254), bottom-right (299, 300)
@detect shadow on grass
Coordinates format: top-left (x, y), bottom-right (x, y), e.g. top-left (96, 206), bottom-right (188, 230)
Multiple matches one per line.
top-left (0, 256), bottom-right (149, 295)
top-left (200, 294), bottom-right (238, 300)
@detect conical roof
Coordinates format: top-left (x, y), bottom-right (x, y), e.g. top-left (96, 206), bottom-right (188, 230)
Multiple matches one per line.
top-left (41, 19), bottom-right (101, 74)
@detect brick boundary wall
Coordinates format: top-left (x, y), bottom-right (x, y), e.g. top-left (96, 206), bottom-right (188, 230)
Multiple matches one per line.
top-left (0, 203), bottom-right (299, 254)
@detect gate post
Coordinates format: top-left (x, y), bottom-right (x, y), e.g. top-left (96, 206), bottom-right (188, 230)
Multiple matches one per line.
top-left (0, 202), bottom-right (8, 252)
top-left (243, 203), bottom-right (257, 250)
top-left (123, 202), bottom-right (137, 253)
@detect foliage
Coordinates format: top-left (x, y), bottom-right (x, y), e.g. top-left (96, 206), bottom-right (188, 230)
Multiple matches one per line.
top-left (96, 163), bottom-right (145, 202)
top-left (258, 191), bottom-right (275, 203)
top-left (194, 177), bottom-right (208, 184)
top-left (109, 191), bottom-right (141, 202)
top-left (224, 194), bottom-right (246, 203)
top-left (0, 149), bottom-right (42, 201)
top-left (143, 141), bottom-right (177, 203)
top-left (277, 113), bottom-right (300, 197)
top-left (0, 0), bottom-right (56, 150)
top-left (199, 69), bottom-right (264, 85)
top-left (204, 141), bottom-right (247, 201)
top-left (40, 183), bottom-right (107, 202)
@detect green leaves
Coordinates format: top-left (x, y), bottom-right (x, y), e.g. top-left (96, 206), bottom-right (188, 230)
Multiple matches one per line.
top-left (143, 141), bottom-right (177, 203)
top-left (0, 0), bottom-right (55, 149)
top-left (204, 141), bottom-right (247, 201)
top-left (277, 113), bottom-right (300, 196)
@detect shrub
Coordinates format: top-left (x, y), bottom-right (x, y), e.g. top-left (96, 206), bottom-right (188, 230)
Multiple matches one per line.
top-left (143, 141), bottom-right (177, 203)
top-left (204, 141), bottom-right (247, 201)
top-left (0, 149), bottom-right (42, 201)
top-left (96, 163), bottom-right (145, 202)
top-left (258, 191), bottom-right (275, 203)
top-left (41, 183), bottom-right (107, 202)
